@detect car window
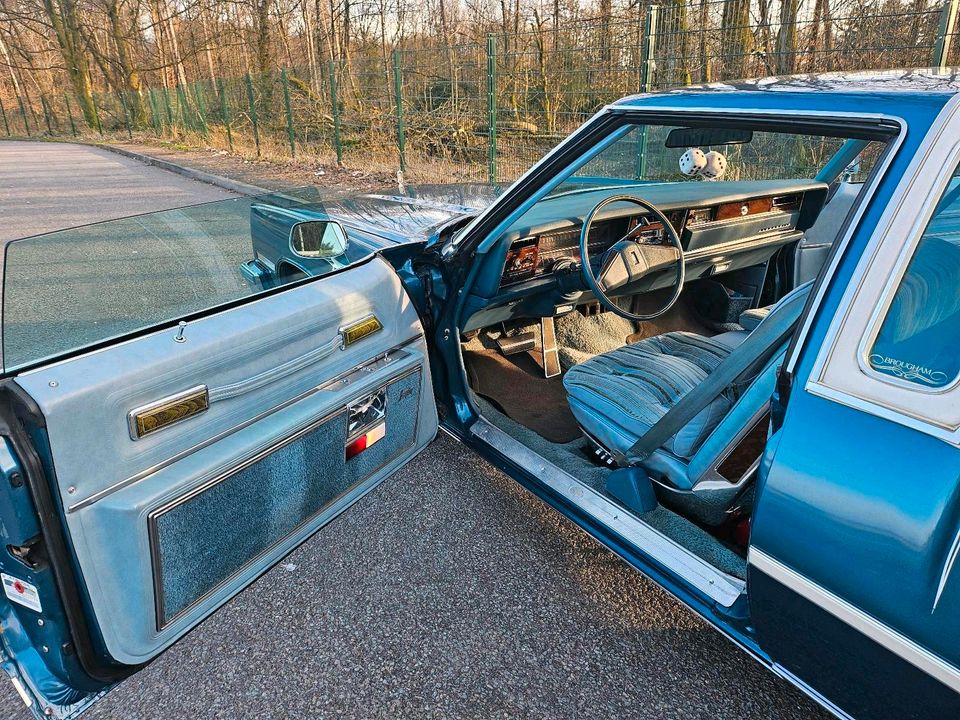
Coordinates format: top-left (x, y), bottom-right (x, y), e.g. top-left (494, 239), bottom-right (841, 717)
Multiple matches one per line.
top-left (2, 190), bottom-right (372, 372)
top-left (548, 124), bottom-right (885, 196)
top-left (868, 164), bottom-right (960, 389)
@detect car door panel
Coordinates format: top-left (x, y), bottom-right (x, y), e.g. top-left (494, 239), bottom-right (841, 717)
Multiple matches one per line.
top-left (13, 255), bottom-right (437, 665)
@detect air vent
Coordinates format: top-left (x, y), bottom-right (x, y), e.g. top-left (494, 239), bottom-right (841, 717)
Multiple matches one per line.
top-left (771, 194), bottom-right (801, 209)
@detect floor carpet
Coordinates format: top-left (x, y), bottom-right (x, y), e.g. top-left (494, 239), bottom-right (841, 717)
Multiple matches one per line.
top-left (463, 348), bottom-right (582, 444)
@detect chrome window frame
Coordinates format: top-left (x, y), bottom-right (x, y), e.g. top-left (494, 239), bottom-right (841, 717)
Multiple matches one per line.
top-left (805, 93), bottom-right (960, 447)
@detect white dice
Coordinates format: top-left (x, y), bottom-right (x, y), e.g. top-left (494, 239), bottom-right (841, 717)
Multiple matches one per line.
top-left (702, 150), bottom-right (728, 179)
top-left (679, 147), bottom-right (707, 176)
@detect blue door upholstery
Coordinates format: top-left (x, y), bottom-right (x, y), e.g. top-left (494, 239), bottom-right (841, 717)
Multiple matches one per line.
top-left (15, 257), bottom-right (437, 665)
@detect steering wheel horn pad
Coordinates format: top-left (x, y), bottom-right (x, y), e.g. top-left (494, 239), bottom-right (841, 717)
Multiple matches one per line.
top-left (579, 194), bottom-right (686, 321)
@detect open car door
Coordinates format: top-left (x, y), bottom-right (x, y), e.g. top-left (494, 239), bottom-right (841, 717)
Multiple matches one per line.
top-left (0, 196), bottom-right (437, 718)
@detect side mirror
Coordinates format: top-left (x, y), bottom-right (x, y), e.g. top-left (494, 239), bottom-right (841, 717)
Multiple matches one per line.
top-left (290, 220), bottom-right (348, 259)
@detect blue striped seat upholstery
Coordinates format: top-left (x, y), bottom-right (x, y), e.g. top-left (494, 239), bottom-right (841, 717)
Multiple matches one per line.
top-left (562, 282), bottom-right (813, 515)
top-left (564, 332), bottom-right (744, 460)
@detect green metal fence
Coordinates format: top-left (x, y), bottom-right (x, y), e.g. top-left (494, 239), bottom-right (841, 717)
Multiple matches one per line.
top-left (1, 0), bottom-right (957, 185)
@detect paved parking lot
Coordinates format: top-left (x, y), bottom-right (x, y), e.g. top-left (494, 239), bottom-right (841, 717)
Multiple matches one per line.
top-left (0, 141), bottom-right (828, 719)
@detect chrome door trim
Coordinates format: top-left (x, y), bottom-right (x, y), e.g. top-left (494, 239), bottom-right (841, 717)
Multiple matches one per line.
top-left (127, 385), bottom-right (209, 440)
top-left (749, 548), bottom-right (960, 694)
top-left (67, 336), bottom-right (421, 512)
top-left (470, 417), bottom-right (746, 607)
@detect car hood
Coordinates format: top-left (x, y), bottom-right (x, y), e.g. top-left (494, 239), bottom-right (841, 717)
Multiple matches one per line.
top-left (303, 183), bottom-right (505, 245)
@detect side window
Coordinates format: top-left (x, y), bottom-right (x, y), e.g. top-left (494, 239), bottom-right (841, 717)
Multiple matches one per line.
top-left (868, 164), bottom-right (960, 388)
top-left (2, 191), bottom-right (370, 371)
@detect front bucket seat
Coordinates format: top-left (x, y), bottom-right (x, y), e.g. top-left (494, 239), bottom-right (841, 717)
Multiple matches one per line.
top-left (563, 282), bottom-right (813, 523)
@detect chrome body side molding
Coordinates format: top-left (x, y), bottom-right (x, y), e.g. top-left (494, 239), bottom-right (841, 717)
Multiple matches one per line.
top-left (749, 548), bottom-right (960, 694)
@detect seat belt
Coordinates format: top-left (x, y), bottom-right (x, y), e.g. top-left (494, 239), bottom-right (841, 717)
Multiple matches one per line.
top-left (624, 287), bottom-right (810, 465)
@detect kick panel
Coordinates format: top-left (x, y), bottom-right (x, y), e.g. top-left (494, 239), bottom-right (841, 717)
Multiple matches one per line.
top-left (151, 369), bottom-right (421, 627)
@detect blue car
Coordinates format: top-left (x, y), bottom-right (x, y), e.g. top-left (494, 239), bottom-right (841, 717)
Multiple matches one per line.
top-left (0, 68), bottom-right (958, 719)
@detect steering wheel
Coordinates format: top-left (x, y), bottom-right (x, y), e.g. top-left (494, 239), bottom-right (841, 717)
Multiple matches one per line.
top-left (579, 194), bottom-right (686, 321)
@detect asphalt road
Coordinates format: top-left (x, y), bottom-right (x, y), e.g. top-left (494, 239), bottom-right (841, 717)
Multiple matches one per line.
top-left (0, 141), bottom-right (828, 719)
top-left (0, 141), bottom-right (235, 241)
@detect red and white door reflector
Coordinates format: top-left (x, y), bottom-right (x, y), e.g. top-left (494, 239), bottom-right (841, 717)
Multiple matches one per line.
top-left (346, 421), bottom-right (386, 460)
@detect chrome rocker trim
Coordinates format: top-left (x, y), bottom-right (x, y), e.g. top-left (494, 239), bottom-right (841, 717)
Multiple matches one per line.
top-left (470, 417), bottom-right (746, 607)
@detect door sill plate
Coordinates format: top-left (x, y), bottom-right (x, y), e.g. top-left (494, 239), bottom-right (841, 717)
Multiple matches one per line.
top-left (470, 417), bottom-right (746, 607)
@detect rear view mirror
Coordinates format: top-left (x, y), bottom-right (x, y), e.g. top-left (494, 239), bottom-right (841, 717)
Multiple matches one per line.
top-left (665, 127), bottom-right (753, 148)
top-left (290, 220), bottom-right (348, 259)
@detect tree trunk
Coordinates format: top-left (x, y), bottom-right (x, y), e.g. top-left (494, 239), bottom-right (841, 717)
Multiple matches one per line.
top-left (255, 0), bottom-right (273, 76)
top-left (199, 4), bottom-right (218, 84)
top-left (699, 0), bottom-right (711, 81)
top-left (41, 0), bottom-right (97, 126)
top-left (598, 0), bottom-right (612, 65)
top-left (720, 0), bottom-right (752, 79)
top-left (775, 0), bottom-right (799, 74)
top-left (105, 0), bottom-right (146, 124)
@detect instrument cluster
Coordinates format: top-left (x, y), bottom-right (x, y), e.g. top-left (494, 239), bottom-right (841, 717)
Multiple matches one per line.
top-left (500, 211), bottom-right (684, 287)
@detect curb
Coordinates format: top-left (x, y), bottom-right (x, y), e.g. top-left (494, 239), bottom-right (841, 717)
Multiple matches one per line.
top-left (97, 144), bottom-right (269, 196)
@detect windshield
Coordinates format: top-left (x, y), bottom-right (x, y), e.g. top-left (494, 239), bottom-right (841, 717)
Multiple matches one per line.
top-left (2, 188), bottom-right (373, 372)
top-left (490, 116), bottom-right (890, 247)
top-left (547, 123), bottom-right (883, 197)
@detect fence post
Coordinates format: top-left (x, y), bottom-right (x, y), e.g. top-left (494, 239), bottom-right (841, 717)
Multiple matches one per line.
top-left (328, 61), bottom-right (343, 166)
top-left (176, 86), bottom-right (191, 130)
top-left (40, 95), bottom-right (54, 134)
top-left (0, 98), bottom-right (9, 136)
top-left (193, 83), bottom-right (209, 136)
top-left (118, 91), bottom-right (133, 139)
top-left (245, 73), bottom-right (261, 156)
top-left (486, 34), bottom-right (498, 184)
top-left (281, 68), bottom-right (296, 156)
top-left (148, 90), bottom-right (161, 132)
top-left (218, 78), bottom-right (233, 151)
top-left (932, 0), bottom-right (959, 68)
top-left (639, 4), bottom-right (660, 94)
top-left (64, 94), bottom-right (77, 136)
top-left (392, 49), bottom-right (406, 173)
top-left (92, 95), bottom-right (103, 136)
top-left (162, 88), bottom-right (174, 127)
top-left (635, 5), bottom-right (660, 180)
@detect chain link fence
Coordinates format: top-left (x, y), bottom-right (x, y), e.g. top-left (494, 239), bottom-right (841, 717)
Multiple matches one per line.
top-left (1, 0), bottom-right (957, 184)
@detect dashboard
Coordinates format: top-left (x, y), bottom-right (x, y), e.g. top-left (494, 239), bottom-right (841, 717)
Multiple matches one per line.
top-left (497, 179), bottom-right (828, 291)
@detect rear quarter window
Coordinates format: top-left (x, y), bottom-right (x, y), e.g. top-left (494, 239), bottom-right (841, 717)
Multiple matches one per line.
top-left (868, 168), bottom-right (960, 389)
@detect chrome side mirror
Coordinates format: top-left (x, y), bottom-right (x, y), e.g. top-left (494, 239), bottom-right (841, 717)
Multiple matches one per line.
top-left (290, 220), bottom-right (348, 259)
